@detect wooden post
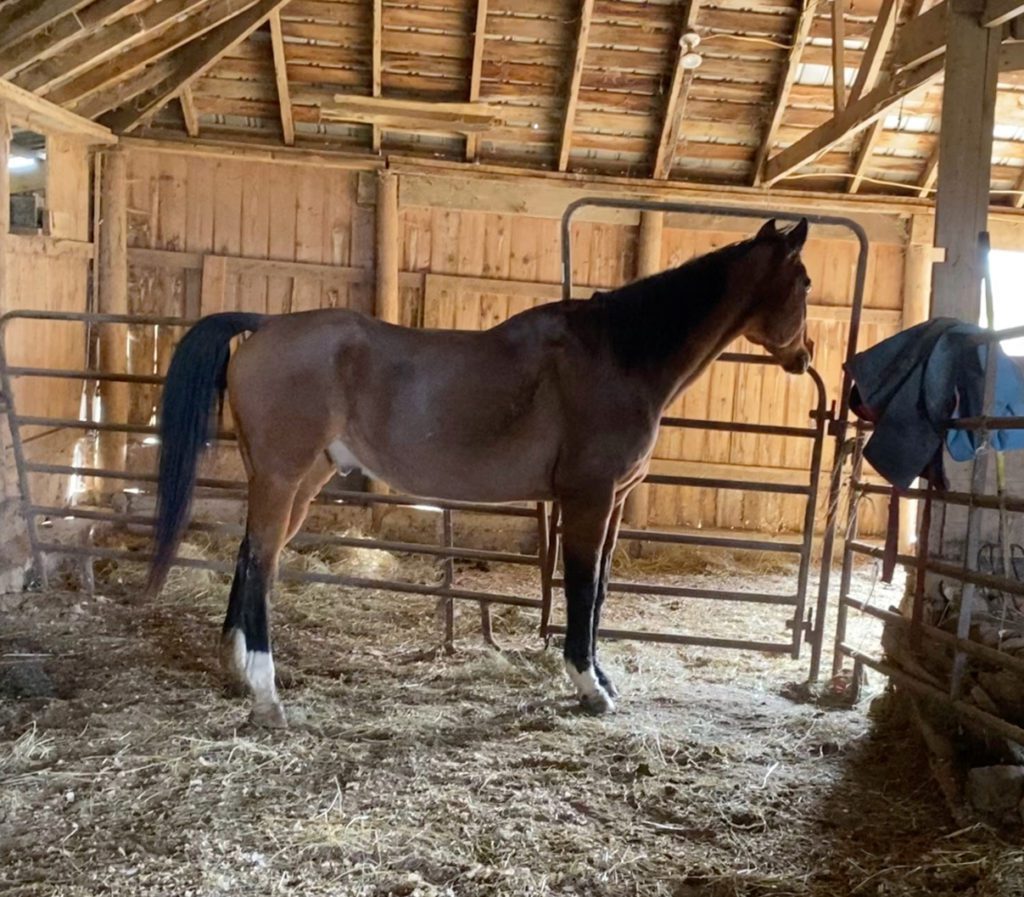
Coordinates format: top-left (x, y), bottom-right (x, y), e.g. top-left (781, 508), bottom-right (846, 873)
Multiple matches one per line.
top-left (623, 210), bottom-right (664, 530)
top-left (898, 214), bottom-right (934, 553)
top-left (96, 146), bottom-right (129, 477)
top-left (370, 170), bottom-right (400, 521)
top-left (375, 170), bottom-right (399, 324)
top-left (0, 102), bottom-right (9, 313)
top-left (928, 3), bottom-right (1000, 573)
top-left (930, 3), bottom-right (1000, 321)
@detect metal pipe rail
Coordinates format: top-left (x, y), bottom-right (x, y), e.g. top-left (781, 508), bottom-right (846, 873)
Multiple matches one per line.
top-left (560, 197), bottom-right (868, 670)
top-left (4, 203), bottom-right (849, 664)
top-left (833, 321), bottom-right (1024, 747)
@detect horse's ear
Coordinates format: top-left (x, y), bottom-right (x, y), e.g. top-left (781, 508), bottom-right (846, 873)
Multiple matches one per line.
top-left (756, 219), bottom-right (778, 240)
top-left (784, 218), bottom-right (809, 253)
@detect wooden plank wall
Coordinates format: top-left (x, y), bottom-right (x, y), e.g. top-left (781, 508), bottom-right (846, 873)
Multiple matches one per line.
top-left (123, 146), bottom-right (905, 536)
top-left (3, 137), bottom-right (93, 506)
top-left (124, 149), bottom-right (375, 444)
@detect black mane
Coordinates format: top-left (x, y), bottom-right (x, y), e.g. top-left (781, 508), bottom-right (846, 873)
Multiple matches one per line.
top-left (594, 237), bottom-right (756, 370)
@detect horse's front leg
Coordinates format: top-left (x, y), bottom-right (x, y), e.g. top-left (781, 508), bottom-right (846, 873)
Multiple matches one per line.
top-left (561, 494), bottom-right (616, 714)
top-left (592, 500), bottom-right (624, 699)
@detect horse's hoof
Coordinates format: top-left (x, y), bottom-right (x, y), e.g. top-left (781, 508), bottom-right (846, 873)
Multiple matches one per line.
top-left (248, 702), bottom-right (288, 729)
top-left (579, 689), bottom-right (616, 715)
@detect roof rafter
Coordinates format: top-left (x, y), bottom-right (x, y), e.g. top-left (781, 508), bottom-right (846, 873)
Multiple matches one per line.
top-left (180, 86), bottom-right (199, 137)
top-left (918, 145), bottom-right (938, 198)
top-left (846, 0), bottom-right (906, 193)
top-left (0, 0), bottom-right (130, 81)
top-left (269, 9), bottom-right (294, 145)
top-left (73, 57), bottom-right (178, 121)
top-left (14, 0), bottom-right (210, 96)
top-left (47, 0), bottom-right (266, 110)
top-left (558, 0), bottom-right (595, 173)
top-left (465, 0), bottom-right (489, 162)
top-left (831, 0), bottom-right (846, 113)
top-left (762, 53), bottom-right (945, 187)
top-left (651, 0), bottom-right (702, 180)
top-left (0, 0), bottom-right (93, 56)
top-left (99, 0), bottom-right (292, 134)
top-left (752, 0), bottom-right (819, 187)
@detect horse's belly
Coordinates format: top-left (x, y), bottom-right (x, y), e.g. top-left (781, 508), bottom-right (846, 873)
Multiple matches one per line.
top-left (331, 430), bottom-right (557, 504)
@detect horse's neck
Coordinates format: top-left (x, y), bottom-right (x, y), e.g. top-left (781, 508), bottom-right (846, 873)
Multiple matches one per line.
top-left (641, 266), bottom-right (756, 412)
top-left (657, 302), bottom-right (749, 410)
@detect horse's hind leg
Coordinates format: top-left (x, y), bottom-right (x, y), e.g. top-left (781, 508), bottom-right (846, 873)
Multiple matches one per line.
top-left (560, 492), bottom-right (616, 714)
top-left (592, 500), bottom-right (624, 699)
top-left (285, 455), bottom-right (335, 544)
top-left (220, 473), bottom-right (298, 728)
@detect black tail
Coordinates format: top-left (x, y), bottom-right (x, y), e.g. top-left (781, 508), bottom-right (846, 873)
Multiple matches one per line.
top-left (146, 312), bottom-right (265, 597)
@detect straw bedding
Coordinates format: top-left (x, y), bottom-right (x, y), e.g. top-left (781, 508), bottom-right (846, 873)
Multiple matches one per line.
top-left (1, 537), bottom-right (1022, 897)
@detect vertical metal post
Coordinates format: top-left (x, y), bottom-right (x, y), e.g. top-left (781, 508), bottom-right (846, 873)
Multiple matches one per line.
top-left (831, 428), bottom-right (865, 677)
top-left (441, 507), bottom-right (455, 653)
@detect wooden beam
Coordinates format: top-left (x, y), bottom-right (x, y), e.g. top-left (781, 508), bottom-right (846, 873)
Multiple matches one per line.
top-left (375, 170), bottom-right (400, 324)
top-left (652, 2), bottom-right (703, 180)
top-left (918, 145), bottom-right (939, 198)
top-left (46, 0), bottom-right (264, 110)
top-left (981, 0), bottom-right (1024, 26)
top-left (99, 0), bottom-right (291, 134)
top-left (323, 95), bottom-right (504, 132)
top-left (1012, 167), bottom-right (1024, 209)
top-left (269, 10), bottom-right (294, 146)
top-left (96, 147), bottom-right (129, 474)
top-left (0, 78), bottom-right (116, 144)
top-left (180, 87), bottom-right (200, 138)
top-left (847, 0), bottom-right (904, 192)
top-left (465, 0), bottom-right (489, 162)
top-left (0, 0), bottom-right (92, 55)
top-left (753, 0), bottom-right (818, 186)
top-left (832, 0), bottom-right (847, 112)
top-left (762, 53), bottom-right (944, 186)
top-left (623, 209), bottom-right (664, 528)
top-left (14, 0), bottom-right (210, 96)
top-left (0, 0), bottom-right (128, 81)
top-left (892, 2), bottom-right (947, 70)
top-left (372, 0), bottom-right (383, 152)
top-left (73, 57), bottom-right (179, 121)
top-left (558, 0), bottom-right (595, 172)
top-left (931, 2), bottom-right (1001, 321)
top-left (849, 0), bottom-right (899, 104)
top-left (0, 103), bottom-right (9, 318)
top-left (848, 120), bottom-right (885, 193)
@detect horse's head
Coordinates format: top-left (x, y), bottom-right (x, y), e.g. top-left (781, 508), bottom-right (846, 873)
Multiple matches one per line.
top-left (742, 218), bottom-right (814, 375)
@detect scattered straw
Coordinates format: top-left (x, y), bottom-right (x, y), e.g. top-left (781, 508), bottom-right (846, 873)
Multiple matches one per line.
top-left (0, 538), bottom-right (1020, 896)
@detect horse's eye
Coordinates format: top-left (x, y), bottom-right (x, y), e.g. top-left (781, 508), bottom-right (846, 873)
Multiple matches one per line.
top-left (803, 277), bottom-right (812, 292)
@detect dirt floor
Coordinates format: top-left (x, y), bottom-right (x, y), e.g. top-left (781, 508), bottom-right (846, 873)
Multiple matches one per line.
top-left (1, 539), bottom-right (1023, 897)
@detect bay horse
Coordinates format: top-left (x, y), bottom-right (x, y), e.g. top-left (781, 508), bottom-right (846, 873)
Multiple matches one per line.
top-left (146, 218), bottom-right (814, 727)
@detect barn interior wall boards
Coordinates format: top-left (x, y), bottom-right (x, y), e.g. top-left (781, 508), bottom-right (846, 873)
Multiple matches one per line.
top-left (0, 94), bottom-right (112, 592)
top-left (114, 144), bottom-right (907, 539)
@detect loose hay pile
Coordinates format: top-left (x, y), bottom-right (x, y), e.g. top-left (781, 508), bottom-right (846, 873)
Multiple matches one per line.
top-left (2, 539), bottom-right (1023, 896)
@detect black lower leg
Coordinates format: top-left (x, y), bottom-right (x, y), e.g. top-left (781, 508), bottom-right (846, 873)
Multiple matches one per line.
top-left (592, 547), bottom-right (615, 694)
top-left (563, 551), bottom-right (597, 676)
top-left (222, 536), bottom-right (251, 640)
top-left (221, 536), bottom-right (270, 652)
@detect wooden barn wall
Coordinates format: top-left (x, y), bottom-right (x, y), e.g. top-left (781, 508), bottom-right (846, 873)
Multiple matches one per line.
top-left (4, 136), bottom-right (93, 509)
top-left (122, 146), bottom-right (906, 536)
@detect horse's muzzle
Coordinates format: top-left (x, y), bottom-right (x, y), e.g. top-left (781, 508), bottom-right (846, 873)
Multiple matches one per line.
top-left (783, 350), bottom-right (812, 375)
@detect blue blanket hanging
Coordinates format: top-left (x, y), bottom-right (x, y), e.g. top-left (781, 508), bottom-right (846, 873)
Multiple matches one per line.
top-left (845, 317), bottom-right (1024, 490)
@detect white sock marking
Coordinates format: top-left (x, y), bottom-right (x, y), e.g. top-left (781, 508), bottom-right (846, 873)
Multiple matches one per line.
top-left (245, 650), bottom-right (279, 708)
top-left (565, 659), bottom-right (614, 709)
top-left (225, 628), bottom-right (246, 680)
